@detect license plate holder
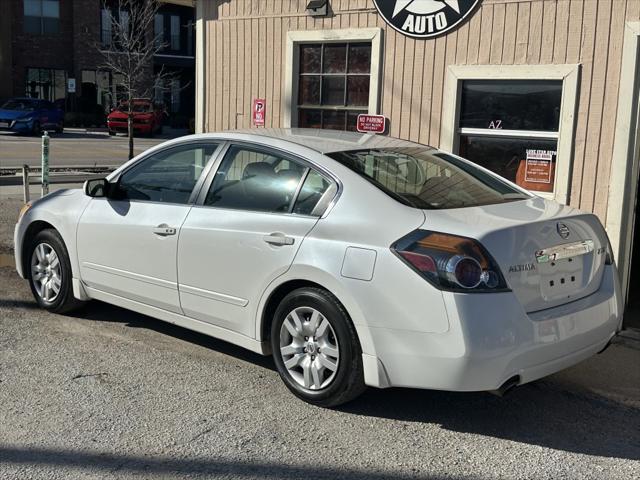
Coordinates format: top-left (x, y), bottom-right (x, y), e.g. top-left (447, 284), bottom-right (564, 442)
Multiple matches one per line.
top-left (535, 240), bottom-right (594, 264)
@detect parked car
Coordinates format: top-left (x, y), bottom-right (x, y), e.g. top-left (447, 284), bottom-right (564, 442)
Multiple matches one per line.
top-left (0, 97), bottom-right (64, 134)
top-left (13, 129), bottom-right (622, 407)
top-left (107, 99), bottom-right (164, 137)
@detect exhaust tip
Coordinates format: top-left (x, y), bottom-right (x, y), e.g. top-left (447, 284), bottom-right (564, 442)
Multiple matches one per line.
top-left (489, 375), bottom-right (521, 397)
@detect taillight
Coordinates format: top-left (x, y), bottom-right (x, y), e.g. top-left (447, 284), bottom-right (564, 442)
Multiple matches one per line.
top-left (392, 230), bottom-right (509, 292)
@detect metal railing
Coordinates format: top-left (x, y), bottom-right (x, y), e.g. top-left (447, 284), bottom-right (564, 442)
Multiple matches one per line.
top-left (0, 165), bottom-right (115, 203)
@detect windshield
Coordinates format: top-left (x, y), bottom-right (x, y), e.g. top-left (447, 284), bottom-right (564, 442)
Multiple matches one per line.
top-left (327, 148), bottom-right (531, 209)
top-left (1, 99), bottom-right (37, 111)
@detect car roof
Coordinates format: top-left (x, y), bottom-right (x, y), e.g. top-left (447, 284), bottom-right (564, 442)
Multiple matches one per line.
top-left (214, 128), bottom-right (433, 154)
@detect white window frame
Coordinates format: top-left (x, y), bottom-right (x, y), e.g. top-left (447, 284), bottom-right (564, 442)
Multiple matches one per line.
top-left (440, 64), bottom-right (580, 204)
top-left (283, 28), bottom-right (383, 129)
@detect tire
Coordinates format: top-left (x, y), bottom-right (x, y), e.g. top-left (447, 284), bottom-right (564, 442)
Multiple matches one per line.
top-left (271, 287), bottom-right (366, 407)
top-left (27, 229), bottom-right (86, 314)
top-left (108, 130), bottom-right (116, 136)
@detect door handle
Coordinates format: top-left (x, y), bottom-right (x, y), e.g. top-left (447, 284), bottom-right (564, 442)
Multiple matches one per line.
top-left (153, 224), bottom-right (176, 236)
top-left (263, 233), bottom-right (295, 246)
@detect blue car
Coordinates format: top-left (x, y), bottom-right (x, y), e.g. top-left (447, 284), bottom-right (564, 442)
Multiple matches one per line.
top-left (0, 97), bottom-right (64, 135)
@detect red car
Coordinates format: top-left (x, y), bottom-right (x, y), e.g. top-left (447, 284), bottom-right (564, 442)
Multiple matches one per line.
top-left (107, 99), bottom-right (164, 137)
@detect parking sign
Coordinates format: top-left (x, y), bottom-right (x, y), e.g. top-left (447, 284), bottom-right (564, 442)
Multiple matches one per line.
top-left (253, 99), bottom-right (266, 126)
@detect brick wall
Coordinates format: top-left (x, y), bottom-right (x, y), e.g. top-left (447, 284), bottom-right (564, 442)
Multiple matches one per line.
top-left (10, 0), bottom-right (75, 98)
top-left (72, 0), bottom-right (103, 87)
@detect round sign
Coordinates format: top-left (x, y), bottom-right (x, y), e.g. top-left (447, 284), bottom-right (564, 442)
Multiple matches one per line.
top-left (373, 0), bottom-right (482, 39)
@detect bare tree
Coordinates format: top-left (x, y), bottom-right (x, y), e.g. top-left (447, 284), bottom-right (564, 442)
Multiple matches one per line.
top-left (98, 0), bottom-right (168, 159)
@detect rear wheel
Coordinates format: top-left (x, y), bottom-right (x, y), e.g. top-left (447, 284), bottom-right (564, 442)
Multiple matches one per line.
top-left (271, 287), bottom-right (366, 407)
top-left (27, 229), bottom-right (86, 314)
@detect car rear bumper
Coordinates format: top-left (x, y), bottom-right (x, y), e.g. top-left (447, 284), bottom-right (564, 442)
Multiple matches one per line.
top-left (363, 265), bottom-right (621, 391)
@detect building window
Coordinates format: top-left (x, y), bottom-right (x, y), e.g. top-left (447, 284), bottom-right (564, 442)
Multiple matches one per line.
top-left (101, 8), bottom-right (112, 47)
top-left (154, 14), bottom-right (164, 48)
top-left (24, 0), bottom-right (60, 34)
top-left (441, 64), bottom-right (580, 203)
top-left (457, 80), bottom-right (562, 194)
top-left (26, 68), bottom-right (66, 101)
top-left (170, 15), bottom-right (180, 50)
top-left (285, 29), bottom-right (382, 131)
top-left (297, 43), bottom-right (371, 131)
top-left (101, 7), bottom-right (129, 49)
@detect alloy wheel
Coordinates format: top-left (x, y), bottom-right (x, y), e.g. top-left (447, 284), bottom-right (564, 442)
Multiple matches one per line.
top-left (30, 242), bottom-right (62, 303)
top-left (279, 306), bottom-right (340, 390)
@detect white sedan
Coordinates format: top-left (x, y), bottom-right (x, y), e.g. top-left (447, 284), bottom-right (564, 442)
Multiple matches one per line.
top-left (14, 129), bottom-right (622, 406)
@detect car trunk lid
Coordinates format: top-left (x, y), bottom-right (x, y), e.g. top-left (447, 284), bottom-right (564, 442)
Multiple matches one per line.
top-left (421, 197), bottom-right (609, 312)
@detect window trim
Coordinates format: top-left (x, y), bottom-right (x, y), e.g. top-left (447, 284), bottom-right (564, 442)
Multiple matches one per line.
top-left (195, 141), bottom-right (341, 219)
top-left (284, 28), bottom-right (383, 129)
top-left (440, 64), bottom-right (580, 203)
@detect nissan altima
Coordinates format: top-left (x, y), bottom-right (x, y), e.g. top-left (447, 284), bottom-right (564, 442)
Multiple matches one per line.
top-left (14, 129), bottom-right (622, 406)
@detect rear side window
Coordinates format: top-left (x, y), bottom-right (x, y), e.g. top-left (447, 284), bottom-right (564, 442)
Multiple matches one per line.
top-left (115, 143), bottom-right (218, 204)
top-left (327, 148), bottom-right (530, 209)
top-left (204, 146), bottom-right (307, 213)
top-left (293, 169), bottom-right (334, 216)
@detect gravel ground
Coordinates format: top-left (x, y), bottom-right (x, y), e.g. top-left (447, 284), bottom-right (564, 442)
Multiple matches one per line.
top-left (1, 196), bottom-right (639, 479)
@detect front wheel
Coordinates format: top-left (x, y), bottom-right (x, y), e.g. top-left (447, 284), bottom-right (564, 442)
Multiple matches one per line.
top-left (27, 229), bottom-right (86, 314)
top-left (271, 287), bottom-right (366, 407)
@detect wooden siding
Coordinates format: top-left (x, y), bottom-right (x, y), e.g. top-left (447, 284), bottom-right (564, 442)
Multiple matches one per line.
top-left (202, 0), bottom-right (640, 222)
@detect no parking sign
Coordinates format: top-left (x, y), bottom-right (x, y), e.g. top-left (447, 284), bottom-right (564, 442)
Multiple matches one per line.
top-left (253, 98), bottom-right (266, 126)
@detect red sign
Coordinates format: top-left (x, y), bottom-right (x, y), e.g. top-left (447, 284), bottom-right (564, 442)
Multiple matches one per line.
top-left (356, 114), bottom-right (386, 134)
top-left (253, 98), bottom-right (266, 126)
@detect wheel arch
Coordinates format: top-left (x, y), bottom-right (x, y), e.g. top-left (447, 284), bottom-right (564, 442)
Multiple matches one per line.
top-left (21, 220), bottom-right (58, 279)
top-left (256, 271), bottom-right (376, 358)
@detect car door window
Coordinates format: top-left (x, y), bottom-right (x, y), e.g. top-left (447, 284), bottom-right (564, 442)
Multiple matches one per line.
top-left (204, 146), bottom-right (308, 213)
top-left (293, 169), bottom-right (336, 216)
top-left (116, 143), bottom-right (218, 204)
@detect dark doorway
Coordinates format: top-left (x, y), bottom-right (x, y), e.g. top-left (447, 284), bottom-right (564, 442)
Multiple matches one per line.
top-left (626, 176), bottom-right (640, 329)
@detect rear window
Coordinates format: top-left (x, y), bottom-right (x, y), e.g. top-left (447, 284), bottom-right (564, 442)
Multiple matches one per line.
top-left (327, 148), bottom-right (531, 209)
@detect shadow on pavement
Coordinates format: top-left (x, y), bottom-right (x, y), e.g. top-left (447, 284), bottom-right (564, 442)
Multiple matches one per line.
top-left (34, 298), bottom-right (640, 462)
top-left (341, 371), bottom-right (640, 461)
top-left (0, 446), bottom-right (474, 479)
top-left (70, 300), bottom-right (276, 372)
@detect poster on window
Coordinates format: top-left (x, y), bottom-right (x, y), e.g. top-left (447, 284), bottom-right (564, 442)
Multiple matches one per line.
top-left (253, 98), bottom-right (266, 126)
top-left (524, 149), bottom-right (555, 184)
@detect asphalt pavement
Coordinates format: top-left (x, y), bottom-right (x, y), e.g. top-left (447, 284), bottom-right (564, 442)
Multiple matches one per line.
top-left (0, 128), bottom-right (186, 169)
top-left (0, 197), bottom-right (639, 479)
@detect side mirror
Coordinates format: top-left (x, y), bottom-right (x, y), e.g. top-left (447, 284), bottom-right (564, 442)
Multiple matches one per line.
top-left (83, 178), bottom-right (110, 197)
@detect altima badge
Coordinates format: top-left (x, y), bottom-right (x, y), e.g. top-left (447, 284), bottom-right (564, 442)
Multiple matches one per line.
top-left (557, 223), bottom-right (570, 239)
top-left (508, 263), bottom-right (536, 273)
